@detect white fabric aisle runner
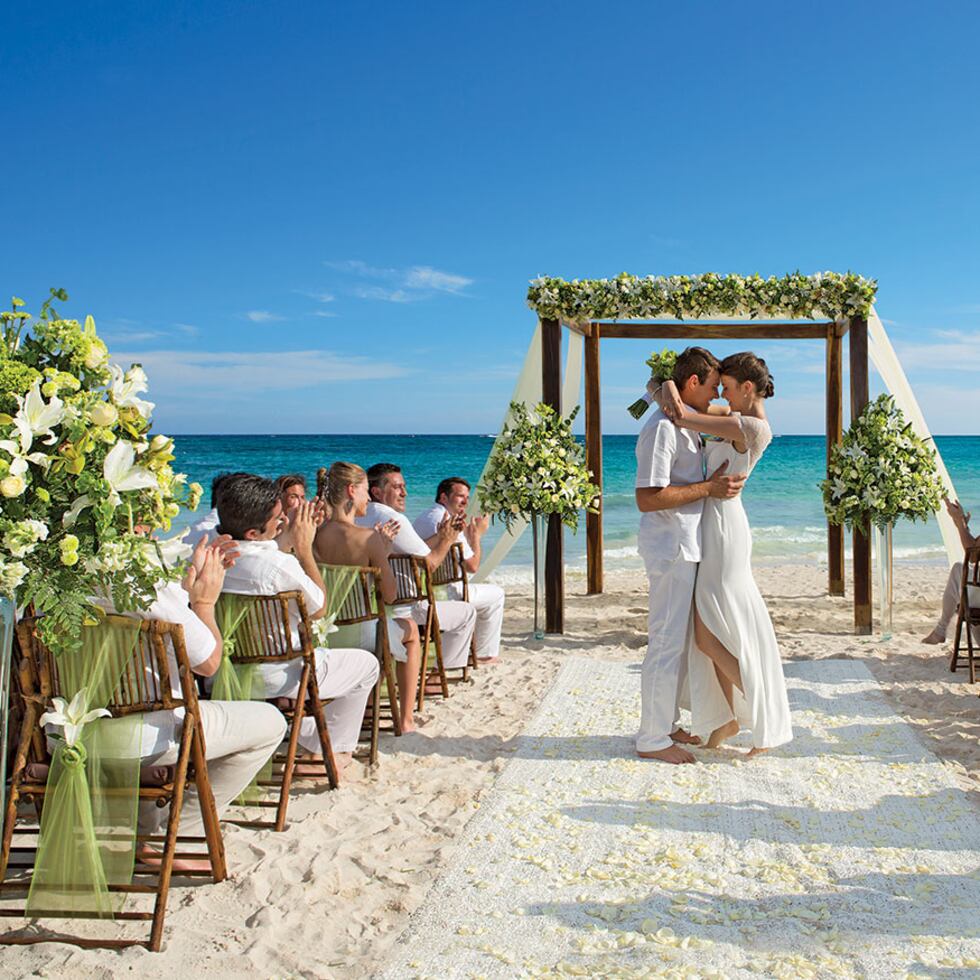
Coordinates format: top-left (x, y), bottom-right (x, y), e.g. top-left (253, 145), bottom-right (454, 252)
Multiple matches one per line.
top-left (378, 659), bottom-right (980, 979)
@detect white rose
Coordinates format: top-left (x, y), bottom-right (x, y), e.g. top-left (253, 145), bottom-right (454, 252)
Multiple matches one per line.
top-left (1, 475), bottom-right (26, 498)
top-left (89, 402), bottom-right (119, 427)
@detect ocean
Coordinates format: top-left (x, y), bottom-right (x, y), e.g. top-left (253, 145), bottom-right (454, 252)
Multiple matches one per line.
top-left (171, 434), bottom-right (980, 581)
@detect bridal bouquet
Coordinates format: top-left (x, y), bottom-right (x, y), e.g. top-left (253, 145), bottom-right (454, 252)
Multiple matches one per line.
top-left (478, 401), bottom-right (600, 532)
top-left (627, 348), bottom-right (678, 419)
top-left (821, 394), bottom-right (943, 532)
top-left (0, 290), bottom-right (202, 653)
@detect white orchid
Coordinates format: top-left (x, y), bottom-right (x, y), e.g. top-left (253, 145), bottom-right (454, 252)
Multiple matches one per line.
top-left (103, 440), bottom-right (158, 505)
top-left (108, 363), bottom-right (155, 418)
top-left (39, 688), bottom-right (111, 748)
top-left (13, 382), bottom-right (65, 446)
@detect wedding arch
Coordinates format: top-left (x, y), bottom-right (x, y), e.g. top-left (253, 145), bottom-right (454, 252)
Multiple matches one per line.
top-left (522, 272), bottom-right (879, 635)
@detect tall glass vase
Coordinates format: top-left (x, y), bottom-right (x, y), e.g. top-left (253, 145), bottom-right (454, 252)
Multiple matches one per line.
top-left (531, 513), bottom-right (546, 640)
top-left (874, 523), bottom-right (894, 639)
top-left (0, 594), bottom-right (14, 819)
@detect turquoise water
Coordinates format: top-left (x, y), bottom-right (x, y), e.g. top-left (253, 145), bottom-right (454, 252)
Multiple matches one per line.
top-left (172, 434), bottom-right (980, 578)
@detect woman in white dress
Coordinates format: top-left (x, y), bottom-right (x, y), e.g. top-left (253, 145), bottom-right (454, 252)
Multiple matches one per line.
top-left (660, 352), bottom-right (793, 757)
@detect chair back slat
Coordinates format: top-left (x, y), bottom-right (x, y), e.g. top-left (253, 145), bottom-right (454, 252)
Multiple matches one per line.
top-left (963, 546), bottom-right (980, 614)
top-left (388, 555), bottom-right (428, 604)
top-left (336, 568), bottom-right (381, 626)
top-left (431, 542), bottom-right (465, 588)
top-left (225, 591), bottom-right (308, 664)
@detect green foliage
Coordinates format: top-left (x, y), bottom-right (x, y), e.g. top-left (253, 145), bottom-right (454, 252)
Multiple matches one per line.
top-left (478, 402), bottom-right (600, 533)
top-left (0, 353), bottom-right (42, 412)
top-left (627, 348), bottom-right (680, 419)
top-left (821, 394), bottom-right (944, 532)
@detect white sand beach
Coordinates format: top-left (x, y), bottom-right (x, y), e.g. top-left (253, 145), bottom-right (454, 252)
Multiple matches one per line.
top-left (4, 562), bottom-right (978, 978)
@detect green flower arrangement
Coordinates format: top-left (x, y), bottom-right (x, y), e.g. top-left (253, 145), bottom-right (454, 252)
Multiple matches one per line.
top-left (627, 347), bottom-right (679, 419)
top-left (821, 394), bottom-right (943, 533)
top-left (478, 401), bottom-right (600, 533)
top-left (0, 290), bottom-right (203, 654)
top-left (527, 271), bottom-right (877, 324)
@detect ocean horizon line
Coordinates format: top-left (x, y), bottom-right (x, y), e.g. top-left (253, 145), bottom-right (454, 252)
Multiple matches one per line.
top-left (167, 432), bottom-right (980, 439)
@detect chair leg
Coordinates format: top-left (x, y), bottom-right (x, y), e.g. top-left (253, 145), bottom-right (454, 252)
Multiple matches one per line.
top-left (0, 704), bottom-right (38, 884)
top-left (950, 615), bottom-right (965, 672)
top-left (188, 723), bottom-right (227, 883)
top-left (380, 646), bottom-right (401, 739)
top-left (968, 618), bottom-right (977, 685)
top-left (273, 662), bottom-right (311, 832)
top-left (432, 619), bottom-right (450, 699)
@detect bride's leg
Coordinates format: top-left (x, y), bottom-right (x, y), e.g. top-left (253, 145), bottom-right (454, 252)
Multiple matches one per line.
top-left (694, 609), bottom-right (743, 693)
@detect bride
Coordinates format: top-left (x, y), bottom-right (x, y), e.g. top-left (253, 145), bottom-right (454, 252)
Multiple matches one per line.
top-left (659, 351), bottom-right (793, 756)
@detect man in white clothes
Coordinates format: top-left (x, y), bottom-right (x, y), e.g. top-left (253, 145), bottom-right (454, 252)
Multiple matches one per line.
top-left (414, 477), bottom-right (505, 663)
top-left (218, 474), bottom-right (379, 771)
top-left (356, 463), bottom-right (477, 670)
top-left (184, 471), bottom-right (251, 548)
top-left (634, 347), bottom-right (746, 765)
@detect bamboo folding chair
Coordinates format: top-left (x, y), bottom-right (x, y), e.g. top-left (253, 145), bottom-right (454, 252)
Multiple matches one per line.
top-left (949, 546), bottom-right (980, 684)
top-left (0, 616), bottom-right (226, 952)
top-left (221, 590), bottom-right (337, 833)
top-left (388, 555), bottom-right (449, 710)
top-left (334, 566), bottom-right (402, 761)
top-left (430, 542), bottom-right (479, 681)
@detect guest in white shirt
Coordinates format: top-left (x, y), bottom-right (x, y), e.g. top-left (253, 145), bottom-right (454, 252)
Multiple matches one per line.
top-left (218, 474), bottom-right (379, 773)
top-left (922, 497), bottom-right (980, 645)
top-left (185, 471), bottom-right (252, 548)
top-left (355, 463), bottom-right (476, 670)
top-left (414, 477), bottom-right (505, 663)
top-left (276, 473), bottom-right (308, 514)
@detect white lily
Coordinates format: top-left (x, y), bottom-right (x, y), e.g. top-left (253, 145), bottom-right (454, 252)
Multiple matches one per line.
top-left (145, 529), bottom-right (194, 569)
top-left (39, 689), bottom-right (110, 748)
top-left (14, 382), bottom-right (65, 446)
top-left (62, 493), bottom-right (94, 526)
top-left (103, 440), bottom-right (158, 504)
top-left (108, 364), bottom-right (155, 419)
top-left (0, 424), bottom-right (50, 476)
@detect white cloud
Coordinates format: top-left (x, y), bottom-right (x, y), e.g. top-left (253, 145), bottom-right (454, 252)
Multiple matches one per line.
top-left (326, 259), bottom-right (472, 302)
top-left (104, 329), bottom-right (164, 343)
top-left (892, 330), bottom-right (980, 372)
top-left (173, 323), bottom-right (200, 336)
top-left (245, 310), bottom-right (285, 323)
top-left (402, 265), bottom-right (471, 294)
top-left (309, 309), bottom-right (338, 318)
top-left (295, 290), bottom-right (335, 303)
top-left (353, 285), bottom-right (414, 303)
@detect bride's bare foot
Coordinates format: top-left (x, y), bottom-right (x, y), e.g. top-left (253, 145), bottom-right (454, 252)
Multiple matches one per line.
top-left (637, 744), bottom-right (697, 765)
top-left (706, 719), bottom-right (739, 749)
top-left (400, 716), bottom-right (417, 734)
top-left (137, 844), bottom-right (211, 874)
top-left (745, 746), bottom-right (769, 759)
top-left (921, 628), bottom-right (945, 645)
top-left (670, 727), bottom-right (702, 746)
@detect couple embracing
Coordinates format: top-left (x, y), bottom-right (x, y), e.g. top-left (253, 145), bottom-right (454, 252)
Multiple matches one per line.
top-left (634, 346), bottom-right (793, 764)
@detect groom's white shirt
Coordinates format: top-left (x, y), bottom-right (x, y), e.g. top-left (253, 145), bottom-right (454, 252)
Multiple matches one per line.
top-left (634, 407), bottom-right (705, 562)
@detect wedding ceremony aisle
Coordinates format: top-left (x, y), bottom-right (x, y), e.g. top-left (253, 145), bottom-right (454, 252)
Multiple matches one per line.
top-left (380, 655), bottom-right (980, 979)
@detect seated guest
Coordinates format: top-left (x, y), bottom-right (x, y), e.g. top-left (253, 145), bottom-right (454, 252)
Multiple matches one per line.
top-left (217, 474), bottom-right (379, 774)
top-left (414, 477), bottom-right (505, 663)
top-left (314, 462), bottom-right (423, 732)
top-left (185, 471), bottom-right (251, 547)
top-left (356, 463), bottom-right (477, 672)
top-left (276, 473), bottom-right (308, 513)
top-left (923, 497), bottom-right (980, 644)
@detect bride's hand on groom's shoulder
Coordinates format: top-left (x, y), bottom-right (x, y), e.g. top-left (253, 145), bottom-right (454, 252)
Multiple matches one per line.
top-left (660, 380), bottom-right (685, 421)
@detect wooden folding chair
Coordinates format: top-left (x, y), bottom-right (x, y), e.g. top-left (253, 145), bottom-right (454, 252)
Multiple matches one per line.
top-left (220, 591), bottom-right (337, 833)
top-left (0, 616), bottom-right (226, 952)
top-left (388, 555), bottom-right (450, 710)
top-left (430, 542), bottom-right (479, 681)
top-left (949, 546), bottom-right (980, 683)
top-left (334, 566), bottom-right (402, 762)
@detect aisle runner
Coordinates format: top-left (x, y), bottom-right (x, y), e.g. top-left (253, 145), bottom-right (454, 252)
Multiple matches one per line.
top-left (379, 659), bottom-right (980, 979)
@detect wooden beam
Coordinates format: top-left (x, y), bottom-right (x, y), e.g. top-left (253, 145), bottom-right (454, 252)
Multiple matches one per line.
top-left (584, 331), bottom-right (603, 595)
top-left (849, 316), bottom-right (872, 634)
top-left (595, 322), bottom-right (833, 340)
top-left (541, 318), bottom-right (564, 633)
top-left (826, 327), bottom-right (845, 597)
top-left (564, 321), bottom-right (592, 337)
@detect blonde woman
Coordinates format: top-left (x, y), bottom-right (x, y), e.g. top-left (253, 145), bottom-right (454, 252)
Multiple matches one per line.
top-left (314, 462), bottom-right (422, 733)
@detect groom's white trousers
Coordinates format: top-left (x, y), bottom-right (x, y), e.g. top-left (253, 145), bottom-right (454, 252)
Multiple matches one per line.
top-left (636, 556), bottom-right (698, 753)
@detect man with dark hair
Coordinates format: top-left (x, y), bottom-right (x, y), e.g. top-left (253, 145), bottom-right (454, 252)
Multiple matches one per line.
top-left (185, 470), bottom-right (253, 547)
top-left (276, 473), bottom-right (308, 513)
top-left (218, 474), bottom-right (379, 774)
top-left (356, 463), bottom-right (476, 671)
top-left (413, 477), bottom-right (505, 663)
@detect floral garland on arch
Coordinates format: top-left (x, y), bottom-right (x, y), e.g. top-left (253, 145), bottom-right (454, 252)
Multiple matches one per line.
top-left (477, 401), bottom-right (600, 533)
top-left (0, 290), bottom-right (202, 654)
top-left (821, 394), bottom-right (943, 532)
top-left (526, 272), bottom-right (877, 324)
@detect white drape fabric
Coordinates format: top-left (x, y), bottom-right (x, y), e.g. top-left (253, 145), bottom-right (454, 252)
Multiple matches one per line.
top-left (472, 325), bottom-right (584, 583)
top-left (867, 308), bottom-right (961, 566)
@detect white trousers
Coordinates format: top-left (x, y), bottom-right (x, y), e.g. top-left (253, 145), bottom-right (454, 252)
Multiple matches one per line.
top-left (411, 599), bottom-right (477, 669)
top-left (259, 647), bottom-right (379, 754)
top-left (935, 562), bottom-right (963, 637)
top-left (636, 556), bottom-right (698, 753)
top-left (448, 582), bottom-right (505, 660)
top-left (139, 700), bottom-right (287, 836)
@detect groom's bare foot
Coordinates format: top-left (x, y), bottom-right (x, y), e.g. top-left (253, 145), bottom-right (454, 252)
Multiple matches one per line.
top-left (921, 628), bottom-right (945, 645)
top-left (706, 719), bottom-right (739, 749)
top-left (637, 744), bottom-right (696, 764)
top-left (745, 746), bottom-right (769, 759)
top-left (670, 727), bottom-right (701, 746)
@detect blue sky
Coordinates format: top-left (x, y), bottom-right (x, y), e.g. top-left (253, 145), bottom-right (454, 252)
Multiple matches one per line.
top-left (3, 1), bottom-right (979, 435)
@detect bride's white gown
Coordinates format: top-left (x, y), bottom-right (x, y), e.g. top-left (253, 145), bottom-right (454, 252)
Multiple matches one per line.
top-left (688, 414), bottom-right (793, 749)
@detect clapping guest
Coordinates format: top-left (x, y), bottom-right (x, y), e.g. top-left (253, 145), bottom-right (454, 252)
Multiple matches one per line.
top-left (276, 473), bottom-right (308, 513)
top-left (414, 477), bottom-right (505, 664)
top-left (217, 474), bottom-right (379, 774)
top-left (314, 462), bottom-right (423, 732)
top-left (922, 497), bottom-right (979, 645)
top-left (185, 471), bottom-right (252, 547)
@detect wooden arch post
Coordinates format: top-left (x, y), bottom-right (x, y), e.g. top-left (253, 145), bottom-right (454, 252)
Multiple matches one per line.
top-left (584, 324), bottom-right (603, 595)
top-left (541, 318), bottom-right (564, 633)
top-left (850, 316), bottom-right (873, 633)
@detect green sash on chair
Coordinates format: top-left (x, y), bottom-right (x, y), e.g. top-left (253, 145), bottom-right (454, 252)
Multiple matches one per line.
top-left (27, 618), bottom-right (143, 917)
top-left (315, 564), bottom-right (362, 651)
top-left (211, 594), bottom-right (261, 702)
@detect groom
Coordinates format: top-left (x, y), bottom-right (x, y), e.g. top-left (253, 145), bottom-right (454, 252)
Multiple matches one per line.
top-left (634, 347), bottom-right (746, 764)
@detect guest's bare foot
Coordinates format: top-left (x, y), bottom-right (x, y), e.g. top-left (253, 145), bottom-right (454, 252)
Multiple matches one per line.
top-left (637, 744), bottom-right (697, 764)
top-left (706, 719), bottom-right (739, 749)
top-left (921, 628), bottom-right (945, 645)
top-left (671, 727), bottom-right (701, 746)
top-left (477, 656), bottom-right (500, 665)
top-left (137, 844), bottom-right (211, 874)
top-left (745, 746), bottom-right (769, 759)
top-left (400, 717), bottom-right (417, 734)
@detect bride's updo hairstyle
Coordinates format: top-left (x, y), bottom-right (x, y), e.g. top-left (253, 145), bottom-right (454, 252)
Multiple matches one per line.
top-left (316, 461), bottom-right (367, 509)
top-left (719, 352), bottom-right (775, 399)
